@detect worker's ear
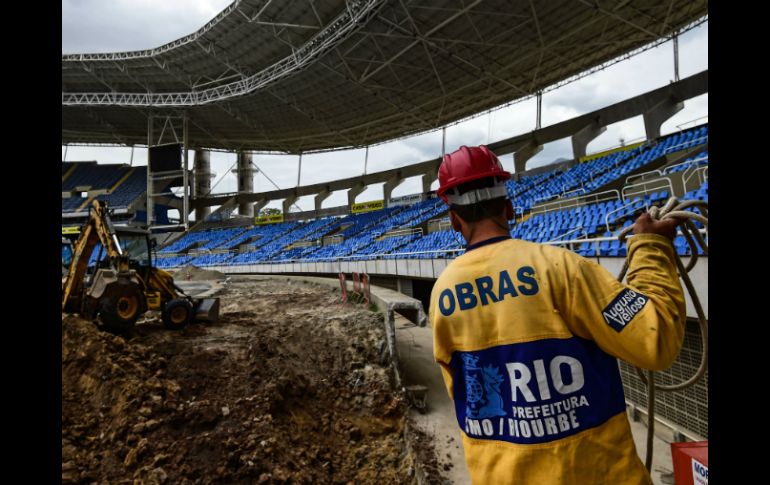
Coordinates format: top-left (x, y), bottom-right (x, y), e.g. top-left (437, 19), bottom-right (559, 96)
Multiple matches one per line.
top-left (505, 200), bottom-right (514, 221)
top-left (449, 210), bottom-right (463, 232)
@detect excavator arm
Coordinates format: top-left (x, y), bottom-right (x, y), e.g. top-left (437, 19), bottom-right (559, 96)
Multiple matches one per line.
top-left (62, 200), bottom-right (120, 311)
top-left (61, 200), bottom-right (145, 331)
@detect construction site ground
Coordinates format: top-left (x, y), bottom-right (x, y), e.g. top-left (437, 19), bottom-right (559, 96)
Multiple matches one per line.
top-left (62, 278), bottom-right (444, 484)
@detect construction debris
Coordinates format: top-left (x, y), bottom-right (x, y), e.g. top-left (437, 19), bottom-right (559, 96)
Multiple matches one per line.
top-left (62, 279), bottom-right (443, 484)
top-left (170, 264), bottom-right (226, 282)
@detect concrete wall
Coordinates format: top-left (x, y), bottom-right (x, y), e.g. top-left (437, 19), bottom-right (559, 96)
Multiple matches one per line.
top-left (206, 256), bottom-right (707, 320)
top-left (196, 71), bottom-right (708, 209)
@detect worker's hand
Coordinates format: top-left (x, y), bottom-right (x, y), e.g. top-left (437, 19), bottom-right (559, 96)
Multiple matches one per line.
top-left (632, 212), bottom-right (682, 241)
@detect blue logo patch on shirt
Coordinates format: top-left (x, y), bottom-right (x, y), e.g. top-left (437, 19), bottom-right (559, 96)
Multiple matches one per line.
top-left (450, 337), bottom-right (626, 445)
top-left (602, 288), bottom-right (649, 333)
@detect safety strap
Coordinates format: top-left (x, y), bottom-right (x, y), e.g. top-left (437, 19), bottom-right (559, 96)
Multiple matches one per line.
top-left (446, 184), bottom-right (508, 205)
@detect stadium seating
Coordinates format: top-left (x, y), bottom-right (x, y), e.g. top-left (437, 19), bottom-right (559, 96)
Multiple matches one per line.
top-left (113, 124), bottom-right (710, 267)
top-left (63, 162), bottom-right (126, 192)
top-left (506, 125), bottom-right (707, 211)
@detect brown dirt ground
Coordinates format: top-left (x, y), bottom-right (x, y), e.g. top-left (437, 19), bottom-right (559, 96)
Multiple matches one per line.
top-left (168, 265), bottom-right (226, 281)
top-left (62, 279), bottom-right (444, 484)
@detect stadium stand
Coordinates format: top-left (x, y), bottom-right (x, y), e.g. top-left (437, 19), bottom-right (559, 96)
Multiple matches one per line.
top-left (62, 162), bottom-right (126, 192)
top-left (507, 125), bottom-right (707, 210)
top-left (62, 164), bottom-right (172, 214)
top-left (72, 124), bottom-right (707, 268)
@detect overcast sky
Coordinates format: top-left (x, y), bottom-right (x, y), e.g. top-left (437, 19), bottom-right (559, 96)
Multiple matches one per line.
top-left (62, 1), bottom-right (708, 215)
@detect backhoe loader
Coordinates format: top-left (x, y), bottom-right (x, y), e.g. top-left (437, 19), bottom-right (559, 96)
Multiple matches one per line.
top-left (61, 200), bottom-right (219, 333)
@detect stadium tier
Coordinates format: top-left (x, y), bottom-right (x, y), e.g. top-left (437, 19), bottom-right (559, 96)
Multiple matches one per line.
top-left (62, 164), bottom-right (176, 214)
top-left (151, 124), bottom-right (707, 268)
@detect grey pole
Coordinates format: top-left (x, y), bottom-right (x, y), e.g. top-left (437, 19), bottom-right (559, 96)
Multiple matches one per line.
top-left (673, 32), bottom-right (680, 82)
top-left (297, 152), bottom-right (303, 187)
top-left (441, 127), bottom-right (446, 158)
top-left (182, 112), bottom-right (189, 229)
top-left (146, 115), bottom-right (153, 228)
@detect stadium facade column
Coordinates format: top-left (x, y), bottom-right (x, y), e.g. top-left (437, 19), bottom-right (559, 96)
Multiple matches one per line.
top-left (643, 97), bottom-right (684, 140)
top-left (193, 150), bottom-right (212, 221)
top-left (571, 120), bottom-right (607, 161)
top-left (315, 185), bottom-right (331, 212)
top-left (348, 182), bottom-right (366, 207)
top-left (146, 116), bottom-right (154, 226)
top-left (422, 172), bottom-right (437, 194)
top-left (282, 191), bottom-right (299, 215)
top-left (253, 199), bottom-right (269, 215)
top-left (383, 171), bottom-right (404, 205)
top-left (513, 140), bottom-right (543, 173)
top-left (235, 151), bottom-right (255, 217)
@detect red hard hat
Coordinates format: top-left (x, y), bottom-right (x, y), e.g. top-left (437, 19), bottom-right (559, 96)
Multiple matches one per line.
top-left (437, 145), bottom-right (511, 203)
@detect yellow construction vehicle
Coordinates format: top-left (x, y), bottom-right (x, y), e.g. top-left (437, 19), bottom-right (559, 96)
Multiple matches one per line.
top-left (62, 200), bottom-right (219, 333)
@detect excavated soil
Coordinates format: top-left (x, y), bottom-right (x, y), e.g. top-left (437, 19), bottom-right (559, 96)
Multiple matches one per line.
top-left (169, 265), bottom-right (227, 281)
top-left (62, 279), bottom-right (443, 484)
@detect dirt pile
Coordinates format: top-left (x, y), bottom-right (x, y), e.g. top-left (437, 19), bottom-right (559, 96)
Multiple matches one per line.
top-left (62, 279), bottom-right (442, 484)
top-left (171, 265), bottom-right (226, 281)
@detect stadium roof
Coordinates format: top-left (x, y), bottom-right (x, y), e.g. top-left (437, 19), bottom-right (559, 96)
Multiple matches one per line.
top-left (62, 0), bottom-right (707, 154)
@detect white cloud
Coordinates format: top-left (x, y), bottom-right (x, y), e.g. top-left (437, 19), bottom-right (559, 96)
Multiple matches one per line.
top-left (62, 0), bottom-right (231, 53)
top-left (62, 5), bottom-right (708, 212)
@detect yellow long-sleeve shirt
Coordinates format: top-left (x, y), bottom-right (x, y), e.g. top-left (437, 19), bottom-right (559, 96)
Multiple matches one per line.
top-left (429, 234), bottom-right (686, 485)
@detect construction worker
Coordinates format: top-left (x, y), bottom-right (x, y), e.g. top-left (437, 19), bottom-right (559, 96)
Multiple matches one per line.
top-left (429, 145), bottom-right (686, 484)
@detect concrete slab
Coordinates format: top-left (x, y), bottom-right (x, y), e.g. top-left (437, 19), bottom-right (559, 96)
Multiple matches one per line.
top-left (394, 314), bottom-right (471, 484)
top-left (629, 414), bottom-right (676, 485)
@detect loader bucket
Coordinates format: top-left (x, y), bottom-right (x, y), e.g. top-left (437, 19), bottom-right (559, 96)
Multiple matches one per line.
top-left (192, 297), bottom-right (220, 323)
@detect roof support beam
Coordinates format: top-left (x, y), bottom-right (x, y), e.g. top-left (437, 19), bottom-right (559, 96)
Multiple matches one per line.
top-left (360, 0), bottom-right (483, 83)
top-left (577, 0), bottom-right (660, 39)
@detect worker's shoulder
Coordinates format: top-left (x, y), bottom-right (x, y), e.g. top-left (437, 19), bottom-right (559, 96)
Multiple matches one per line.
top-left (507, 237), bottom-right (582, 263)
top-left (434, 239), bottom-right (579, 284)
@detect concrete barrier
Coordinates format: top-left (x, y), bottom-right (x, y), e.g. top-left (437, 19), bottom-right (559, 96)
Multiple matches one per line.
top-left (204, 255), bottom-right (707, 320)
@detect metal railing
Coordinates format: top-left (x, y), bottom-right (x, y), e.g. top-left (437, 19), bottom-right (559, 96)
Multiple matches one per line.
top-left (675, 115), bottom-right (708, 132)
top-left (562, 186), bottom-right (587, 198)
top-left (533, 194), bottom-right (556, 205)
top-left (621, 177), bottom-right (674, 202)
top-left (625, 169), bottom-right (663, 186)
top-left (684, 165), bottom-right (709, 189)
top-left (327, 247), bottom-right (466, 261)
top-left (662, 154), bottom-right (709, 175)
top-left (585, 136), bottom-right (648, 160)
top-left (532, 189), bottom-right (621, 215)
top-left (663, 135), bottom-right (708, 155)
top-left (381, 227), bottom-right (423, 239)
top-left (604, 199), bottom-right (649, 233)
top-left (546, 226), bottom-right (588, 243)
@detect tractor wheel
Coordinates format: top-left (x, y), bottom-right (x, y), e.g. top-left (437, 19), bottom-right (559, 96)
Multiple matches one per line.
top-left (99, 284), bottom-right (143, 334)
top-left (162, 299), bottom-right (193, 330)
